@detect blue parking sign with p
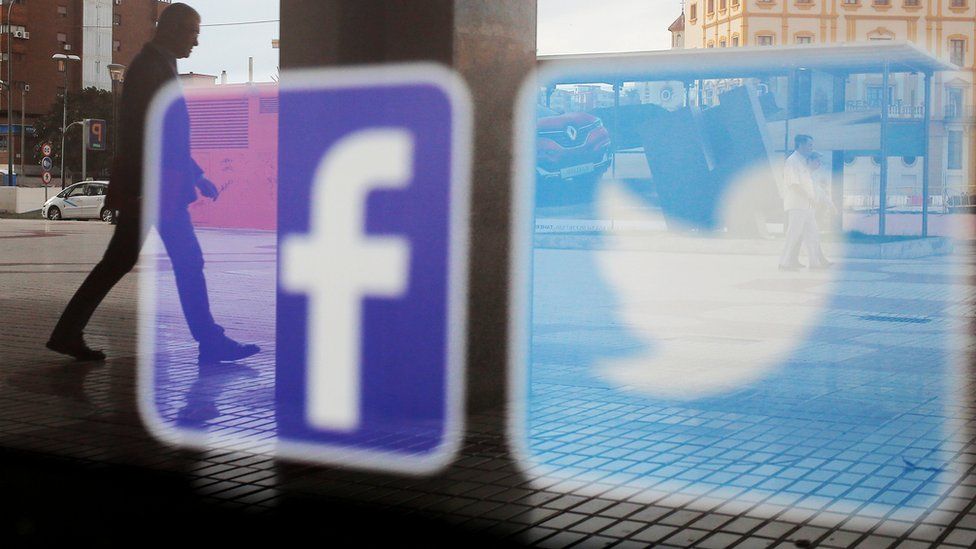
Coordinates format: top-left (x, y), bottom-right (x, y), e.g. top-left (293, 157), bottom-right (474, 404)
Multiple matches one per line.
top-left (276, 66), bottom-right (471, 472)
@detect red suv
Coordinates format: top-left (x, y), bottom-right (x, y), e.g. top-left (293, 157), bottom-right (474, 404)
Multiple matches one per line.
top-left (536, 104), bottom-right (612, 183)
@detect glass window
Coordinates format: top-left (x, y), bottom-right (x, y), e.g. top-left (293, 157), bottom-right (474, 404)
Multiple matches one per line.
top-left (757, 35), bottom-right (774, 46)
top-left (56, 33), bottom-right (66, 43)
top-left (707, 0), bottom-right (714, 13)
top-left (113, 14), bottom-right (121, 26)
top-left (57, 5), bottom-right (67, 17)
top-left (866, 85), bottom-right (893, 107)
top-left (66, 185), bottom-right (85, 198)
top-left (113, 40), bottom-right (121, 52)
top-left (951, 0), bottom-right (966, 6)
top-left (797, 36), bottom-right (813, 44)
top-left (720, 0), bottom-right (727, 9)
top-left (732, 36), bottom-right (740, 46)
top-left (950, 39), bottom-right (965, 67)
top-left (946, 88), bottom-right (963, 119)
top-left (690, 3), bottom-right (698, 19)
top-left (947, 131), bottom-right (962, 170)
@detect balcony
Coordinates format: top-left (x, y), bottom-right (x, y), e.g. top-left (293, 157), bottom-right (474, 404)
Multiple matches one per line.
top-left (845, 100), bottom-right (925, 119)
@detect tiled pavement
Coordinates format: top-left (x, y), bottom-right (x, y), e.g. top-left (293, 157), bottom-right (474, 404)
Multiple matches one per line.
top-left (1, 217), bottom-right (975, 547)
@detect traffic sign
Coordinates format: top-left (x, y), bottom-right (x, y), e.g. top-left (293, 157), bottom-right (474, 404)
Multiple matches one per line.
top-left (137, 66), bottom-right (472, 474)
top-left (41, 157), bottom-right (53, 171)
top-left (42, 172), bottom-right (51, 184)
top-left (41, 143), bottom-right (52, 157)
top-left (86, 119), bottom-right (107, 151)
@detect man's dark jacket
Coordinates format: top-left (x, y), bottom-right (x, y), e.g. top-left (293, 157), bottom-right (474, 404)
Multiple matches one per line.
top-left (105, 42), bottom-right (200, 213)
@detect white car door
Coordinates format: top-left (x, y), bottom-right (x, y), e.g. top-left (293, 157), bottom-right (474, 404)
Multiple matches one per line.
top-left (86, 183), bottom-right (108, 218)
top-left (61, 184), bottom-right (87, 218)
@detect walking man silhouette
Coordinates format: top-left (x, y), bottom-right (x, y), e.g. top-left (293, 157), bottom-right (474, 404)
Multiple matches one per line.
top-left (47, 3), bottom-right (259, 363)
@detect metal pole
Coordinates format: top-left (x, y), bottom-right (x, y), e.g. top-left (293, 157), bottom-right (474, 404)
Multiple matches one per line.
top-left (81, 119), bottom-right (86, 181)
top-left (879, 62), bottom-right (889, 236)
top-left (19, 83), bottom-right (24, 175)
top-left (6, 0), bottom-right (13, 185)
top-left (60, 65), bottom-right (67, 189)
top-left (922, 71), bottom-right (932, 237)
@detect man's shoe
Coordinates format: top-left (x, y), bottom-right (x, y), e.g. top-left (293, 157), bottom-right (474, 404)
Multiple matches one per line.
top-left (46, 337), bottom-right (106, 361)
top-left (199, 336), bottom-right (260, 363)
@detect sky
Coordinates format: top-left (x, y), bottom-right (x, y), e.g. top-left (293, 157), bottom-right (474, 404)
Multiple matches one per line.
top-left (178, 0), bottom-right (280, 84)
top-left (177, 1), bottom-right (682, 83)
top-left (537, 0), bottom-right (681, 55)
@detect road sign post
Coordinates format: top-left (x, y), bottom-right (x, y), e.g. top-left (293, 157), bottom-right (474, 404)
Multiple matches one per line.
top-left (41, 142), bottom-right (53, 199)
top-left (138, 66), bottom-right (473, 474)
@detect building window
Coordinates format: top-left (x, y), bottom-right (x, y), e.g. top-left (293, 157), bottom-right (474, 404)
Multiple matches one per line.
top-left (843, 0), bottom-right (858, 3)
top-left (690, 3), bottom-right (698, 20)
top-left (873, 0), bottom-right (890, 5)
top-left (707, 41), bottom-right (715, 48)
top-left (904, 0), bottom-right (919, 5)
top-left (720, 0), bottom-right (727, 10)
top-left (57, 32), bottom-right (66, 43)
top-left (797, 35), bottom-right (813, 44)
top-left (947, 131), bottom-right (962, 170)
top-left (757, 35), bottom-right (774, 46)
top-left (866, 85), bottom-right (893, 107)
top-left (707, 0), bottom-right (714, 13)
top-left (950, 0), bottom-right (966, 7)
top-left (732, 35), bottom-right (740, 46)
top-left (732, 0), bottom-right (740, 6)
top-left (113, 40), bottom-right (121, 52)
top-left (946, 88), bottom-right (963, 119)
top-left (57, 86), bottom-right (65, 97)
top-left (113, 14), bottom-right (121, 26)
top-left (57, 5), bottom-right (67, 17)
top-left (797, 0), bottom-right (813, 4)
top-left (949, 39), bottom-right (966, 67)
top-left (719, 37), bottom-right (727, 47)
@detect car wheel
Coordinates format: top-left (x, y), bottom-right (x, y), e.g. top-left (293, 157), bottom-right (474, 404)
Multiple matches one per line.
top-left (48, 206), bottom-right (62, 221)
top-left (100, 207), bottom-right (114, 223)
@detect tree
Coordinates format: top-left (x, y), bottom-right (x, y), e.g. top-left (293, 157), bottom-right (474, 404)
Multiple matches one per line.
top-left (31, 87), bottom-right (114, 181)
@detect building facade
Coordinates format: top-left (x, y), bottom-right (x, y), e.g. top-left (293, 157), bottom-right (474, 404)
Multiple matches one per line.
top-left (674, 0), bottom-right (975, 201)
top-left (0, 0), bottom-right (168, 169)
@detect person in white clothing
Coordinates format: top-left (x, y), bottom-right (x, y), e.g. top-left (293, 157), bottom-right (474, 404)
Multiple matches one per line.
top-left (778, 134), bottom-right (824, 271)
top-left (802, 151), bottom-right (834, 268)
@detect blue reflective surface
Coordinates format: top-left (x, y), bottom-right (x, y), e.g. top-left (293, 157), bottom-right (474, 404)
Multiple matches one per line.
top-left (141, 68), bottom-right (470, 473)
top-left (517, 61), bottom-right (968, 518)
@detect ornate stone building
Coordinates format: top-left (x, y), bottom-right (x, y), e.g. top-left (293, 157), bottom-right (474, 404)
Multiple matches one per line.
top-left (673, 0), bottom-right (975, 200)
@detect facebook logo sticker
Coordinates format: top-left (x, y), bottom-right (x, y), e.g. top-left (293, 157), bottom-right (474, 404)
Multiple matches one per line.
top-left (276, 66), bottom-right (471, 473)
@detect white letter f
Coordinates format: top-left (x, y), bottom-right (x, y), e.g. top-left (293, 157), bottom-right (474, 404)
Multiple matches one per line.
top-left (282, 129), bottom-right (413, 431)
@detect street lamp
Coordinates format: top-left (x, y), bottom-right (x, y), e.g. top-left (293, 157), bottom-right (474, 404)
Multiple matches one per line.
top-left (52, 53), bottom-right (80, 189)
top-left (107, 63), bottom-right (125, 158)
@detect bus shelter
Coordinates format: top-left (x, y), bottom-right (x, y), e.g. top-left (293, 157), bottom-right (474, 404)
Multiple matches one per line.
top-left (537, 42), bottom-right (955, 237)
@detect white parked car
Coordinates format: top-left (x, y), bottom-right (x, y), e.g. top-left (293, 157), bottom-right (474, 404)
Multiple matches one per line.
top-left (41, 181), bottom-right (114, 222)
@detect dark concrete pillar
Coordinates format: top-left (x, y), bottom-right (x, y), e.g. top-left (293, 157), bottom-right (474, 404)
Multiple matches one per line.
top-left (279, 0), bottom-right (536, 463)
